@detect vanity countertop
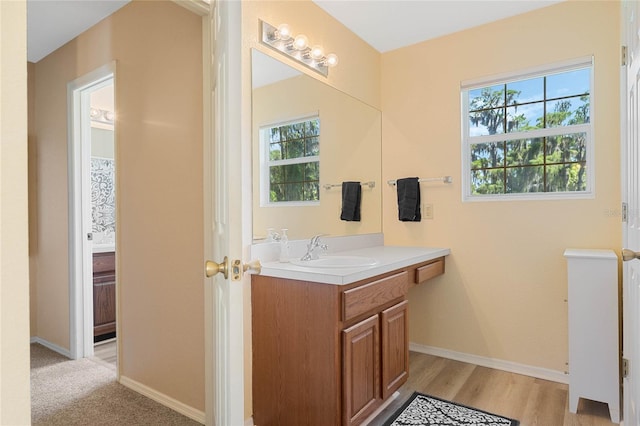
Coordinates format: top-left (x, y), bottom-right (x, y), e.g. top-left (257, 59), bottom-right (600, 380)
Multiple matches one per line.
top-left (259, 245), bottom-right (450, 285)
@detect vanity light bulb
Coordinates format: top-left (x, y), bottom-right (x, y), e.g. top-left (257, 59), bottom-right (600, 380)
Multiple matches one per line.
top-left (277, 23), bottom-right (291, 41)
top-left (325, 53), bottom-right (339, 67)
top-left (90, 108), bottom-right (101, 119)
top-left (293, 34), bottom-right (309, 51)
top-left (104, 111), bottom-right (115, 122)
top-left (310, 45), bottom-right (324, 60)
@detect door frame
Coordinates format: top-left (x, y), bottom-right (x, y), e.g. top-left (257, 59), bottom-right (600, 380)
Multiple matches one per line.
top-left (67, 63), bottom-right (115, 360)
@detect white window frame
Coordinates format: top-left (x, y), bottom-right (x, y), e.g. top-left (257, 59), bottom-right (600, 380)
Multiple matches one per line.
top-left (259, 115), bottom-right (320, 207)
top-left (461, 56), bottom-right (595, 202)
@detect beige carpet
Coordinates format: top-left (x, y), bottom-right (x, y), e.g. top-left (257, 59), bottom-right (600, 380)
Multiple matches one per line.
top-left (31, 343), bottom-right (201, 425)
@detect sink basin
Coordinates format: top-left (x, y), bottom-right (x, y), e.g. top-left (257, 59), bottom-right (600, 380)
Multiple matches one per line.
top-left (289, 255), bottom-right (378, 268)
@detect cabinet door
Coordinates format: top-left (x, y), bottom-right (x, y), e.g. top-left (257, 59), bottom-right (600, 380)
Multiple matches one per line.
top-left (381, 300), bottom-right (409, 400)
top-left (343, 314), bottom-right (380, 426)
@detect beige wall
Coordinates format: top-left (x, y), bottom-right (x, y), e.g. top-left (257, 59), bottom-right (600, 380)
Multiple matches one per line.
top-left (381, 1), bottom-right (621, 372)
top-left (28, 61), bottom-right (38, 338)
top-left (30, 0), bottom-right (204, 412)
top-left (0, 0), bottom-right (32, 422)
top-left (252, 74), bottom-right (382, 240)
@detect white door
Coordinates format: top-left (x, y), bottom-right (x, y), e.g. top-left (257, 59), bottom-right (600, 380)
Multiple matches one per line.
top-left (205, 0), bottom-right (246, 425)
top-left (623, 1), bottom-right (640, 424)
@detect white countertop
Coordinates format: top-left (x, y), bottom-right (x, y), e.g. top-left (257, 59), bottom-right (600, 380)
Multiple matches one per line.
top-left (259, 246), bottom-right (451, 285)
top-left (93, 244), bottom-right (115, 254)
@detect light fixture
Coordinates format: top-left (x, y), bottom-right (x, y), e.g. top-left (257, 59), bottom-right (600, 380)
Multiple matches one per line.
top-left (260, 20), bottom-right (339, 77)
top-left (90, 107), bottom-right (115, 124)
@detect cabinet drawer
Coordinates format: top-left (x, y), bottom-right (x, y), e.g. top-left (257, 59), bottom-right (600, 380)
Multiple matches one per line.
top-left (343, 272), bottom-right (408, 322)
top-left (415, 258), bottom-right (444, 285)
top-left (93, 252), bottom-right (115, 274)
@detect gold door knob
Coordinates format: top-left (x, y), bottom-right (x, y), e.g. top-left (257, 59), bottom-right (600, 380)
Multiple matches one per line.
top-left (205, 256), bottom-right (229, 278)
top-left (243, 259), bottom-right (262, 274)
top-left (623, 249), bottom-right (640, 262)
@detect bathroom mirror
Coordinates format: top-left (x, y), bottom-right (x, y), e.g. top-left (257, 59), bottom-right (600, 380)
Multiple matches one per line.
top-left (251, 49), bottom-right (382, 241)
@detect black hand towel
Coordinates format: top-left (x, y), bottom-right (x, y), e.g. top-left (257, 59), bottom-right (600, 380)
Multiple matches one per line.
top-left (340, 181), bottom-right (362, 222)
top-left (397, 177), bottom-right (421, 222)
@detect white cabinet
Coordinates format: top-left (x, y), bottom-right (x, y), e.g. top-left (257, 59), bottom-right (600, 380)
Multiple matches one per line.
top-left (564, 249), bottom-right (619, 423)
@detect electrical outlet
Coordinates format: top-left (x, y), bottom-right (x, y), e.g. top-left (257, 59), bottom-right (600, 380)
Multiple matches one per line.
top-left (424, 203), bottom-right (434, 220)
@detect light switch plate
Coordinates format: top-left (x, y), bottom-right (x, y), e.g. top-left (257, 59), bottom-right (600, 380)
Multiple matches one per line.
top-left (424, 204), bottom-right (434, 219)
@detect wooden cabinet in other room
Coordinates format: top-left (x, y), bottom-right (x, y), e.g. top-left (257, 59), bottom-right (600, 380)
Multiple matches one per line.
top-left (93, 252), bottom-right (116, 340)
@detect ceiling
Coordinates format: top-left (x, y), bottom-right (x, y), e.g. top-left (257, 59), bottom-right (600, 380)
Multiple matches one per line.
top-left (27, 0), bottom-right (564, 62)
top-left (311, 0), bottom-right (564, 52)
top-left (27, 0), bottom-right (130, 62)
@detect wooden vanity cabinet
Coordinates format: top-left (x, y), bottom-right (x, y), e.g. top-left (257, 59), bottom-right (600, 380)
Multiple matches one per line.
top-left (93, 252), bottom-right (116, 340)
top-left (251, 258), bottom-right (444, 426)
top-left (252, 257), bottom-right (445, 426)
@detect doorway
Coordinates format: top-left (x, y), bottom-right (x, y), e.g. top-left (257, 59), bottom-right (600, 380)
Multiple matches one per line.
top-left (88, 81), bottom-right (117, 365)
top-left (68, 65), bottom-right (117, 361)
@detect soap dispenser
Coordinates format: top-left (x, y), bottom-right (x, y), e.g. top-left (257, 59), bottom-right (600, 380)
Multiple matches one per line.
top-left (279, 228), bottom-right (290, 262)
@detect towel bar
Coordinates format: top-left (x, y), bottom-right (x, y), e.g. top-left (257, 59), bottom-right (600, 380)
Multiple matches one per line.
top-left (323, 181), bottom-right (376, 190)
top-left (387, 176), bottom-right (452, 186)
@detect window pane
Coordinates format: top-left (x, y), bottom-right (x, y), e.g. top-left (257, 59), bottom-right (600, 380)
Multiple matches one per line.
top-left (509, 77), bottom-right (544, 104)
top-left (305, 119), bottom-right (320, 136)
top-left (305, 136), bottom-right (319, 156)
top-left (471, 169), bottom-right (504, 194)
top-left (469, 107), bottom-right (505, 136)
top-left (471, 142), bottom-right (504, 169)
top-left (305, 161), bottom-right (319, 181)
top-left (281, 123), bottom-right (305, 141)
top-left (546, 68), bottom-right (590, 99)
top-left (269, 127), bottom-right (280, 142)
top-left (469, 84), bottom-right (505, 111)
top-left (546, 133), bottom-right (587, 164)
top-left (545, 96), bottom-right (590, 127)
top-left (269, 142), bottom-right (282, 160)
top-left (506, 166), bottom-right (544, 193)
top-left (284, 139), bottom-right (304, 159)
top-left (304, 182), bottom-right (319, 201)
top-left (270, 183), bottom-right (284, 202)
top-left (546, 163), bottom-right (587, 192)
top-left (469, 85), bottom-right (507, 136)
top-left (506, 103), bottom-right (544, 132)
top-left (505, 138), bottom-right (544, 166)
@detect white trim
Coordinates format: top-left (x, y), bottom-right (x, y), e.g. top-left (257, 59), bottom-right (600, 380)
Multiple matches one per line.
top-left (30, 337), bottom-right (73, 359)
top-left (244, 417), bottom-right (255, 426)
top-left (67, 62), bottom-right (116, 360)
top-left (119, 375), bottom-right (205, 424)
top-left (409, 342), bottom-right (569, 384)
top-left (461, 55), bottom-right (594, 89)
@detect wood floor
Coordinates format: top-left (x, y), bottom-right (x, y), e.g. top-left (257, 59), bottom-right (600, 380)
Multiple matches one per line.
top-left (89, 342), bottom-right (615, 425)
top-left (93, 339), bottom-right (117, 367)
top-left (369, 351), bottom-right (617, 426)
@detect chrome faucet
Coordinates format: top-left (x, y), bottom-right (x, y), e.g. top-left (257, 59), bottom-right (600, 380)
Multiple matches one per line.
top-left (300, 234), bottom-right (328, 261)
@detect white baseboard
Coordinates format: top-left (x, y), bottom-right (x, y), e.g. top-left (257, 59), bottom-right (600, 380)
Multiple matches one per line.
top-left (409, 342), bottom-right (569, 384)
top-left (30, 336), bottom-right (72, 358)
top-left (119, 375), bottom-right (205, 424)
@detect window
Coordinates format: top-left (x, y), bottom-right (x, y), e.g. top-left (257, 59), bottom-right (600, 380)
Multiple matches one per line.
top-left (260, 117), bottom-right (320, 205)
top-left (461, 58), bottom-right (593, 201)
